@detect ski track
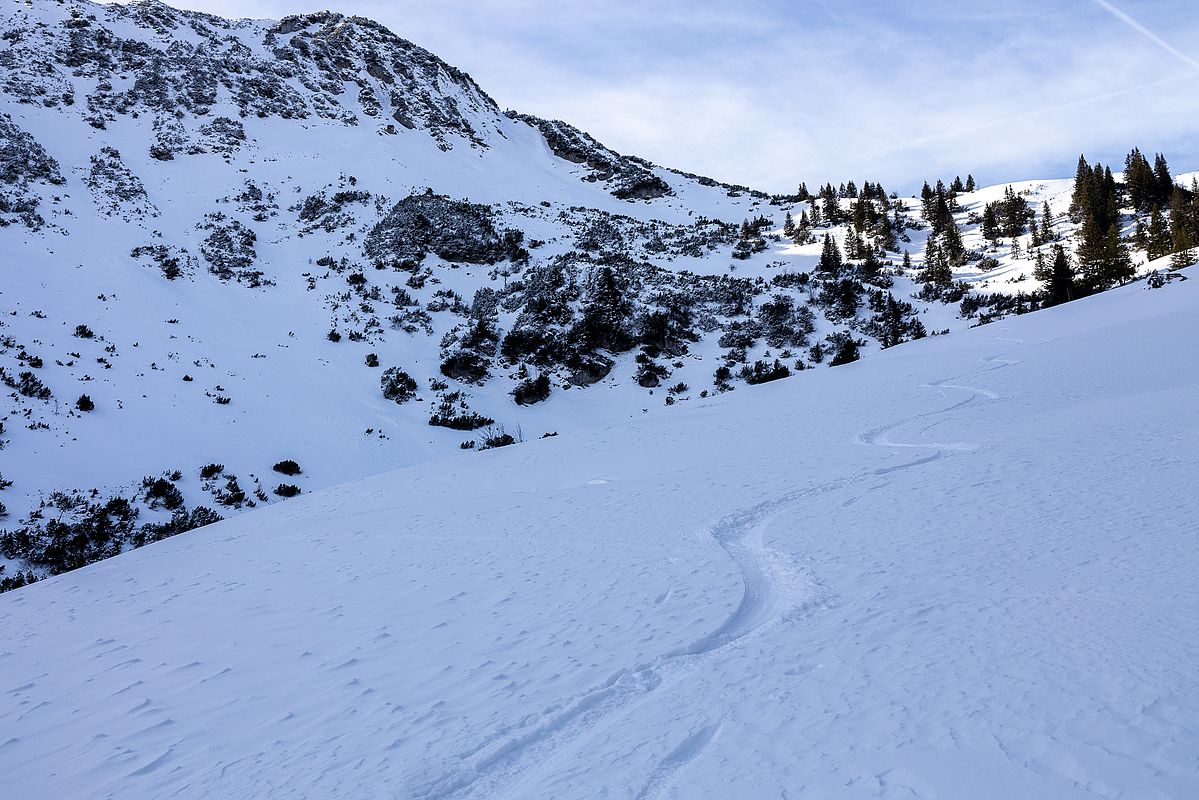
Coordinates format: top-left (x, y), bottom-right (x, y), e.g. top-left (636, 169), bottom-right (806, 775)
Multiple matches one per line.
top-left (404, 344), bottom-right (1018, 800)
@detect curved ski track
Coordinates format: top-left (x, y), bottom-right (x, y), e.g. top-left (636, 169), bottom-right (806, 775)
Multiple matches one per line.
top-left (404, 344), bottom-right (1018, 800)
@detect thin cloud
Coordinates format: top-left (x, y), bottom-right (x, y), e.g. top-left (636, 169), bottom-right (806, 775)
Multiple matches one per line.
top-left (1091, 0), bottom-right (1199, 72)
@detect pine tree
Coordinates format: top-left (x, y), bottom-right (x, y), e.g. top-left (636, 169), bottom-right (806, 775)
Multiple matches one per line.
top-left (783, 211), bottom-right (795, 238)
top-left (1078, 222), bottom-right (1133, 291)
top-left (941, 220), bottom-right (966, 268)
top-left (1171, 210), bottom-right (1196, 269)
top-left (1103, 224), bottom-right (1134, 286)
top-left (1154, 153), bottom-right (1174, 200)
top-left (1040, 201), bottom-right (1053, 242)
top-left (795, 210), bottom-right (811, 243)
top-left (1033, 248), bottom-right (1049, 282)
top-left (981, 204), bottom-right (1000, 245)
top-left (1069, 155), bottom-right (1091, 221)
top-left (1132, 219), bottom-right (1148, 252)
top-left (1043, 245), bottom-right (1076, 306)
top-left (1147, 206), bottom-right (1171, 260)
top-left (1171, 228), bottom-right (1196, 269)
top-left (818, 233), bottom-right (842, 275)
top-left (821, 184), bottom-right (840, 224)
top-left (1124, 147), bottom-right (1156, 212)
top-left (919, 237), bottom-right (953, 286)
top-left (964, 174), bottom-right (976, 192)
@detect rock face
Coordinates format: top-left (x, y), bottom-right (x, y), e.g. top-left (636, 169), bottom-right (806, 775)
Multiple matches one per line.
top-left (511, 112), bottom-right (673, 199)
top-left (0, 112), bottom-right (63, 227)
top-left (0, 0), bottom-right (1093, 588)
top-left (364, 192), bottom-right (526, 266)
top-left (0, 0), bottom-right (502, 152)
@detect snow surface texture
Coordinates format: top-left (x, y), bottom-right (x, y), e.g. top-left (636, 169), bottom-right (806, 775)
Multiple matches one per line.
top-left (0, 0), bottom-right (1176, 563)
top-left (2, 269), bottom-right (1196, 799)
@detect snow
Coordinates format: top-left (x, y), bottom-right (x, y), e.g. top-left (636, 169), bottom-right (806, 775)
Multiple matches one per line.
top-left (0, 0), bottom-right (1180, 547)
top-left (2, 268), bottom-right (1196, 799)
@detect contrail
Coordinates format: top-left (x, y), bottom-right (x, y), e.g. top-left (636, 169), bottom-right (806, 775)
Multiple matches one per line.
top-left (1091, 0), bottom-right (1199, 72)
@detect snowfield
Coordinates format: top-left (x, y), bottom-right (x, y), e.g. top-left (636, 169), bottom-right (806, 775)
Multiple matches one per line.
top-left (2, 268), bottom-right (1195, 799)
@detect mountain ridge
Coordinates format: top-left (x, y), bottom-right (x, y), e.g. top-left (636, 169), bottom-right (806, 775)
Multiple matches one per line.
top-left (0, 0), bottom-right (1191, 588)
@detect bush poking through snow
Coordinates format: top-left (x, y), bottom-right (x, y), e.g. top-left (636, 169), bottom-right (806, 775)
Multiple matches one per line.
top-left (381, 367), bottom-right (418, 404)
top-left (512, 373), bottom-right (551, 406)
top-left (272, 460), bottom-right (302, 476)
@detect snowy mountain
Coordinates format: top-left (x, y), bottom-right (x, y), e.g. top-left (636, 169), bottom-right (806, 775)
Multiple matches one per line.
top-left (2, 259), bottom-right (1195, 798)
top-left (0, 0), bottom-right (1192, 590)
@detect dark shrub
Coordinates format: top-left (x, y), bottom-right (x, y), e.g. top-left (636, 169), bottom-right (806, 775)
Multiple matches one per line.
top-left (741, 359), bottom-right (791, 385)
top-left (440, 351), bottom-right (490, 383)
top-left (274, 484), bottom-right (301, 498)
top-left (142, 476), bottom-right (183, 510)
top-left (381, 367), bottom-right (418, 403)
top-left (513, 373), bottom-right (551, 406)
top-left (76, 394), bottom-right (95, 411)
top-left (273, 459), bottom-right (302, 476)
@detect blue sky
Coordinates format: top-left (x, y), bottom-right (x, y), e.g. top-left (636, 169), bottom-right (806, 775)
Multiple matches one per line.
top-left (164, 0), bottom-right (1199, 193)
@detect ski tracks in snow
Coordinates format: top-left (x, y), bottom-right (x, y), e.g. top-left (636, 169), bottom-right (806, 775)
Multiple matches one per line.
top-left (858, 343), bottom-right (1019, 465)
top-left (404, 489), bottom-right (840, 800)
top-left (404, 343), bottom-right (1019, 800)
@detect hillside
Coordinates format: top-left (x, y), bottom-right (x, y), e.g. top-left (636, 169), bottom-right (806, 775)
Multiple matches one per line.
top-left (3, 0), bottom-right (1195, 587)
top-left (2, 260), bottom-right (1195, 798)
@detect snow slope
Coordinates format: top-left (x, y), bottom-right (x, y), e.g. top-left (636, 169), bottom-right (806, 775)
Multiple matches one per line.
top-left (2, 268), bottom-right (1195, 799)
top-left (1, 0), bottom-right (1182, 589)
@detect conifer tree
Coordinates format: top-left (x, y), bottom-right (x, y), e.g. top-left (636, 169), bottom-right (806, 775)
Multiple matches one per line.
top-left (821, 184), bottom-right (840, 224)
top-left (1171, 206), bottom-right (1196, 269)
top-left (1040, 201), bottom-right (1053, 242)
top-left (1043, 244), bottom-right (1076, 306)
top-left (1033, 248), bottom-right (1049, 282)
top-left (1069, 155), bottom-right (1091, 221)
top-left (919, 238), bottom-right (953, 286)
top-left (1171, 229), bottom-right (1196, 269)
top-left (1132, 219), bottom-right (1148, 253)
top-left (783, 211), bottom-right (795, 238)
top-left (1077, 222), bottom-right (1133, 291)
top-left (941, 220), bottom-right (967, 268)
top-left (1154, 153), bottom-right (1174, 199)
top-left (1124, 148), bottom-right (1156, 212)
top-left (818, 233), bottom-right (842, 275)
top-left (981, 205), bottom-right (1000, 245)
top-left (1147, 206), bottom-right (1171, 260)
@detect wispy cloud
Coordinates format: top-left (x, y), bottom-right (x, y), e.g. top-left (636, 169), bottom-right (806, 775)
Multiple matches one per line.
top-left (1090, 0), bottom-right (1199, 71)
